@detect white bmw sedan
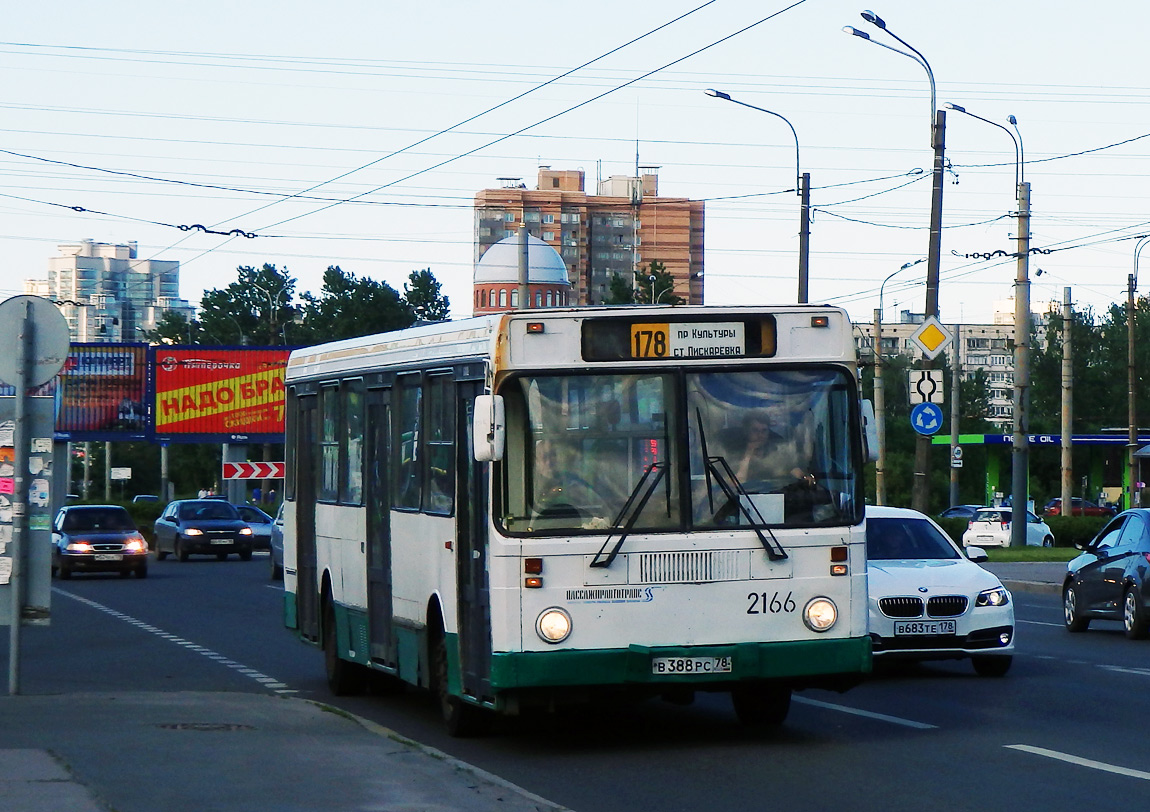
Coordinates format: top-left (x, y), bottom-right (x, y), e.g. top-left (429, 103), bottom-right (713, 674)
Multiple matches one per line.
top-left (867, 505), bottom-right (1014, 677)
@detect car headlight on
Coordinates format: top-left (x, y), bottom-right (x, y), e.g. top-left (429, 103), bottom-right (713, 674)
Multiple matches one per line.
top-left (65, 541), bottom-right (93, 552)
top-left (124, 536), bottom-right (147, 553)
top-left (976, 587), bottom-right (1010, 607)
top-left (803, 597), bottom-right (838, 632)
top-left (183, 528), bottom-right (204, 536)
top-left (239, 527), bottom-right (253, 536)
top-left (535, 607), bottom-right (572, 644)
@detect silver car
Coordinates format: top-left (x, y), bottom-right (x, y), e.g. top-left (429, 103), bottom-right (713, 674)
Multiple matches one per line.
top-left (235, 504), bottom-right (274, 552)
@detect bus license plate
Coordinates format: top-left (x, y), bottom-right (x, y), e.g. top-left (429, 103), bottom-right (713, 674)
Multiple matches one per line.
top-left (651, 656), bottom-right (733, 675)
top-left (894, 620), bottom-right (956, 636)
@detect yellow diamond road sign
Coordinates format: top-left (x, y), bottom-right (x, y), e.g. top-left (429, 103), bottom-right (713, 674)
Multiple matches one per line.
top-left (909, 316), bottom-right (953, 360)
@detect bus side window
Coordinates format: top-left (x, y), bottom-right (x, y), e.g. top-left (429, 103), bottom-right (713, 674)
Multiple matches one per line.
top-left (394, 376), bottom-right (422, 510)
top-left (424, 374), bottom-right (455, 515)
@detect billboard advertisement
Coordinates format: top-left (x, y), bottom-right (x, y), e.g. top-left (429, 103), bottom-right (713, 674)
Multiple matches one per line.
top-left (152, 347), bottom-right (289, 443)
top-left (53, 344), bottom-right (148, 441)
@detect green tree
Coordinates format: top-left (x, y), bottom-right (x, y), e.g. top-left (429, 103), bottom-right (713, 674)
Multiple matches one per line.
top-left (140, 310), bottom-right (203, 345)
top-left (293, 266), bottom-right (414, 344)
top-left (404, 267), bottom-right (451, 322)
top-left (199, 264), bottom-right (298, 346)
top-left (604, 273), bottom-right (636, 305)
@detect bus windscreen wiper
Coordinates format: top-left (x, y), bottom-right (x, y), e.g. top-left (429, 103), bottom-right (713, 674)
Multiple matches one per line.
top-left (589, 462), bottom-right (667, 569)
top-left (704, 455), bottom-right (788, 562)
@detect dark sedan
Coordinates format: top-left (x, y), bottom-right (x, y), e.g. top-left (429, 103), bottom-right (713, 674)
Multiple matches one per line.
top-left (1064, 508), bottom-right (1150, 638)
top-left (51, 505), bottom-right (149, 579)
top-left (153, 499), bottom-right (254, 562)
top-left (1044, 497), bottom-right (1116, 517)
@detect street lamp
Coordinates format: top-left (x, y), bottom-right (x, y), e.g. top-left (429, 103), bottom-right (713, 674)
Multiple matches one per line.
top-left (873, 258), bottom-right (926, 505)
top-left (944, 102), bottom-right (1031, 544)
top-left (1130, 236), bottom-right (1150, 509)
top-left (648, 274), bottom-right (674, 304)
top-left (705, 88), bottom-right (811, 303)
top-left (251, 279), bottom-right (290, 345)
top-left (845, 9), bottom-right (946, 513)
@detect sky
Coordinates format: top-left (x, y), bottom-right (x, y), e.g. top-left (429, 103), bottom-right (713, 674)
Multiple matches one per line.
top-left (1, 0), bottom-right (1147, 331)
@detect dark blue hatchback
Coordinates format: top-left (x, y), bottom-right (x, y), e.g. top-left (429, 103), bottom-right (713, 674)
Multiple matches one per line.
top-left (153, 499), bottom-right (254, 562)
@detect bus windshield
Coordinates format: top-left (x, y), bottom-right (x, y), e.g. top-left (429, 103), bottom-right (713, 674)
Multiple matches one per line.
top-left (498, 366), bottom-right (861, 534)
top-left (688, 368), bottom-right (860, 528)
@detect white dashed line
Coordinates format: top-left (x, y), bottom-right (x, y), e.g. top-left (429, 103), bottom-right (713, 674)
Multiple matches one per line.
top-left (54, 588), bottom-right (297, 694)
top-left (1006, 745), bottom-right (1150, 780)
top-left (793, 696), bottom-right (937, 729)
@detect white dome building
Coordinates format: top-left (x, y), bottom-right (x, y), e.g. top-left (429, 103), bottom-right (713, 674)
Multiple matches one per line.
top-left (473, 234), bottom-right (571, 314)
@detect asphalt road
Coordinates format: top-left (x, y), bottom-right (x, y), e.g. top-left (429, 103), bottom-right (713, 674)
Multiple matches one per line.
top-left (5, 555), bottom-right (1149, 812)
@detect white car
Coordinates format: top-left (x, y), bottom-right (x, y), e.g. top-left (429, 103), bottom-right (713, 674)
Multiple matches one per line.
top-left (867, 505), bottom-right (1014, 676)
top-left (961, 506), bottom-right (1054, 548)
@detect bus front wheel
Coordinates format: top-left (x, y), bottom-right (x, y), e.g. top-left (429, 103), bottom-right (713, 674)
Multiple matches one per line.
top-left (731, 683), bottom-right (791, 727)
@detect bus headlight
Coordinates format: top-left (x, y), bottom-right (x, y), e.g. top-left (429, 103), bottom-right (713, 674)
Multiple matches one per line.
top-left (803, 597), bottom-right (838, 632)
top-left (535, 607), bottom-right (572, 644)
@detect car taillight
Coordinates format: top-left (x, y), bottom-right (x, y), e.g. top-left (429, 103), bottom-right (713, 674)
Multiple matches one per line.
top-left (1001, 521), bottom-right (1010, 530)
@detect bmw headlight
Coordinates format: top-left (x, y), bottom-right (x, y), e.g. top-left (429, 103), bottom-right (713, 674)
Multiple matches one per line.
top-left (535, 607), bottom-right (572, 644)
top-left (976, 586), bottom-right (1010, 607)
top-left (803, 597), bottom-right (838, 632)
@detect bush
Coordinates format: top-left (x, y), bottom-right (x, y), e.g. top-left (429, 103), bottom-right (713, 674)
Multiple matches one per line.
top-left (1043, 515), bottom-right (1108, 548)
top-left (936, 517), bottom-right (969, 545)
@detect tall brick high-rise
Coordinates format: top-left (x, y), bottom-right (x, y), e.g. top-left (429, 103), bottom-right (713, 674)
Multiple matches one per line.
top-left (473, 167), bottom-right (703, 308)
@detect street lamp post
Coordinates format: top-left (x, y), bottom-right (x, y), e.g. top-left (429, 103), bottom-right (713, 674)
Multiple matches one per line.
top-left (648, 274), bottom-right (674, 304)
top-left (705, 89), bottom-right (810, 303)
top-left (944, 102), bottom-right (1030, 544)
top-left (845, 9), bottom-right (945, 514)
top-left (251, 280), bottom-right (290, 345)
top-left (874, 258), bottom-right (926, 504)
top-left (1130, 237), bottom-right (1150, 509)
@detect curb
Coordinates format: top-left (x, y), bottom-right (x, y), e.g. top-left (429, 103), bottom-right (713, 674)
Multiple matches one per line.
top-left (1001, 579), bottom-right (1060, 596)
top-left (304, 699), bottom-right (575, 812)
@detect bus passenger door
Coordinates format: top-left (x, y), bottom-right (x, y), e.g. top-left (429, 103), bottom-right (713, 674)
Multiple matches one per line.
top-left (365, 389), bottom-right (395, 666)
top-left (457, 381), bottom-right (492, 700)
top-left (295, 394), bottom-right (320, 643)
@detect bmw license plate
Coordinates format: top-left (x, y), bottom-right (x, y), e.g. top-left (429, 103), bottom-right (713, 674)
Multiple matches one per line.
top-left (651, 656), bottom-right (733, 675)
top-left (894, 620), bottom-right (956, 635)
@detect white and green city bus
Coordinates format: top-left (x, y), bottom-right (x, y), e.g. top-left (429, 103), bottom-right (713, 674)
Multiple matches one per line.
top-left (282, 305), bottom-right (873, 735)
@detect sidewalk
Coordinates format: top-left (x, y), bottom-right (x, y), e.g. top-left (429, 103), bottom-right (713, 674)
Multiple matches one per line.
top-left (982, 561), bottom-right (1065, 596)
top-left (0, 691), bottom-right (571, 812)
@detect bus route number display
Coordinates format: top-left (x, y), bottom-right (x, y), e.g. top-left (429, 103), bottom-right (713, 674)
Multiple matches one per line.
top-left (631, 322), bottom-right (745, 359)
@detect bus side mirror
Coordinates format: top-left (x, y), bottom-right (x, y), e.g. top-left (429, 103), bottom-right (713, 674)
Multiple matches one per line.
top-left (473, 394), bottom-right (505, 462)
top-left (861, 399), bottom-right (879, 462)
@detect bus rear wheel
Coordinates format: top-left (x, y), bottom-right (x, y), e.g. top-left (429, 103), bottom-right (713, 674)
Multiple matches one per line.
top-left (731, 683), bottom-right (791, 727)
top-left (323, 597), bottom-right (366, 696)
top-left (431, 626), bottom-right (490, 737)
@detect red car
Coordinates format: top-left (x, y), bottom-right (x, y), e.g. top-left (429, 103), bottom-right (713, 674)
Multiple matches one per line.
top-left (1043, 498), bottom-right (1116, 517)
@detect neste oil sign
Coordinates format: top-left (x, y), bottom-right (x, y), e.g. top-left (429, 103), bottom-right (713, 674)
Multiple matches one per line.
top-left (153, 348), bottom-right (289, 442)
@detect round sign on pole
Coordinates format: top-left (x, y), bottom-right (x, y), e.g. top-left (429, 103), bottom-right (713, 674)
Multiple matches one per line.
top-left (0, 295), bottom-right (70, 386)
top-left (910, 402), bottom-right (944, 436)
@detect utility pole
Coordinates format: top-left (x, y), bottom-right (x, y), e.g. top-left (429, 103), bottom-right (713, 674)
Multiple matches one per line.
top-left (1060, 287), bottom-right (1073, 516)
top-left (1010, 181), bottom-right (1032, 546)
top-left (949, 324), bottom-right (961, 508)
top-left (1129, 273), bottom-right (1138, 509)
top-left (873, 308), bottom-right (886, 505)
top-left (798, 172), bottom-right (811, 304)
top-left (912, 108), bottom-right (947, 514)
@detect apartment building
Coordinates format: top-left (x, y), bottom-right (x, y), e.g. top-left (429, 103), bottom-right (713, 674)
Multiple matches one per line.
top-left (854, 302), bottom-right (1041, 427)
top-left (474, 166), bottom-right (704, 306)
top-left (26, 240), bottom-right (195, 342)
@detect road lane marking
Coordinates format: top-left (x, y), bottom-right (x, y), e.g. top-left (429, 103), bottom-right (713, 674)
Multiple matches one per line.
top-left (1101, 665), bottom-right (1150, 677)
top-left (54, 588), bottom-right (298, 695)
top-left (1006, 745), bottom-right (1150, 780)
top-left (1017, 619), bottom-right (1063, 627)
top-left (793, 696), bottom-right (937, 729)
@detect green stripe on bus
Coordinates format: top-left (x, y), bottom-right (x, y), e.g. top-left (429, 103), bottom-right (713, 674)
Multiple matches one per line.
top-left (489, 637), bottom-right (872, 689)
